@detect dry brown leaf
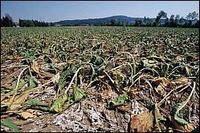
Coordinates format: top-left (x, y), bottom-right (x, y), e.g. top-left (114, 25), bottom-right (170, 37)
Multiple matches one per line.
top-left (31, 60), bottom-right (40, 74)
top-left (153, 77), bottom-right (173, 94)
top-left (127, 89), bottom-right (139, 99)
top-left (101, 88), bottom-right (110, 99)
top-left (152, 77), bottom-right (171, 87)
top-left (130, 111), bottom-right (153, 132)
top-left (100, 84), bottom-right (117, 100)
top-left (8, 90), bottom-right (32, 110)
top-left (183, 123), bottom-right (196, 132)
top-left (18, 111), bottom-right (34, 119)
top-left (171, 118), bottom-right (196, 132)
top-left (173, 77), bottom-right (191, 86)
top-left (117, 103), bottom-right (131, 113)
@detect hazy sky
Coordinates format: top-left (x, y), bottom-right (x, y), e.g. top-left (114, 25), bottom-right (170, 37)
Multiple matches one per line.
top-left (1, 1), bottom-right (199, 22)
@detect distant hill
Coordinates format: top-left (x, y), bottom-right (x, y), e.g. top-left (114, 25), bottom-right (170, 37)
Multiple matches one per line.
top-left (54, 15), bottom-right (198, 27)
top-left (55, 15), bottom-right (143, 26)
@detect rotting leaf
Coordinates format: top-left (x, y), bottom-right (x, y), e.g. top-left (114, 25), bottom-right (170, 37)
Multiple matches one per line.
top-left (28, 77), bottom-right (38, 89)
top-left (73, 86), bottom-right (86, 102)
top-left (171, 118), bottom-right (196, 132)
top-left (130, 111), bottom-right (153, 132)
top-left (58, 66), bottom-right (75, 91)
top-left (25, 98), bottom-right (50, 112)
top-left (1, 118), bottom-right (20, 132)
top-left (110, 93), bottom-right (128, 107)
top-left (171, 82), bottom-right (196, 125)
top-left (50, 94), bottom-right (68, 113)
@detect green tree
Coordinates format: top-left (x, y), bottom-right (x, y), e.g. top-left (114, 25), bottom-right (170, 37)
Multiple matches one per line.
top-left (155, 10), bottom-right (167, 26)
top-left (175, 14), bottom-right (180, 26)
top-left (1, 14), bottom-right (15, 27)
top-left (135, 19), bottom-right (142, 26)
top-left (179, 17), bottom-right (185, 26)
top-left (169, 15), bottom-right (176, 27)
top-left (186, 11), bottom-right (198, 20)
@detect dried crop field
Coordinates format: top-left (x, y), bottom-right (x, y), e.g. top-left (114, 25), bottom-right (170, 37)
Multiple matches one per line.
top-left (1, 27), bottom-right (199, 132)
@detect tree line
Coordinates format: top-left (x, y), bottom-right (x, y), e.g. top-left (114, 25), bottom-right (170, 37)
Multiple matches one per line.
top-left (1, 11), bottom-right (199, 27)
top-left (138, 11), bottom-right (199, 28)
top-left (18, 19), bottom-right (54, 27)
top-left (108, 11), bottom-right (199, 28)
top-left (1, 14), bottom-right (54, 27)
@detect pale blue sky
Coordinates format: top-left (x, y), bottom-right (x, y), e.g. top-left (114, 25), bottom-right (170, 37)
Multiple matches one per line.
top-left (1, 1), bottom-right (199, 22)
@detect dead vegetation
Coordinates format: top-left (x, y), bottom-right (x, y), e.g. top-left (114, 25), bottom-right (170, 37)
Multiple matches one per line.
top-left (1, 27), bottom-right (199, 132)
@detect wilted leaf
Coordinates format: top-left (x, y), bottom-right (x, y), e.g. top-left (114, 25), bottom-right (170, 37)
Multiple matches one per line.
top-left (153, 77), bottom-right (172, 95)
top-left (130, 111), bottom-right (153, 132)
top-left (50, 94), bottom-right (68, 113)
top-left (172, 102), bottom-right (188, 125)
top-left (152, 77), bottom-right (171, 87)
top-left (1, 118), bottom-right (19, 132)
top-left (171, 118), bottom-right (195, 132)
top-left (31, 60), bottom-right (40, 73)
top-left (28, 77), bottom-right (38, 89)
top-left (110, 93), bottom-right (128, 106)
top-left (25, 98), bottom-right (48, 107)
top-left (8, 79), bottom-right (26, 90)
top-left (73, 86), bottom-right (86, 102)
top-left (9, 89), bottom-right (32, 110)
top-left (25, 98), bottom-right (50, 112)
top-left (58, 66), bottom-right (74, 91)
top-left (171, 82), bottom-right (195, 125)
top-left (18, 111), bottom-right (34, 119)
top-left (173, 77), bottom-right (191, 86)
